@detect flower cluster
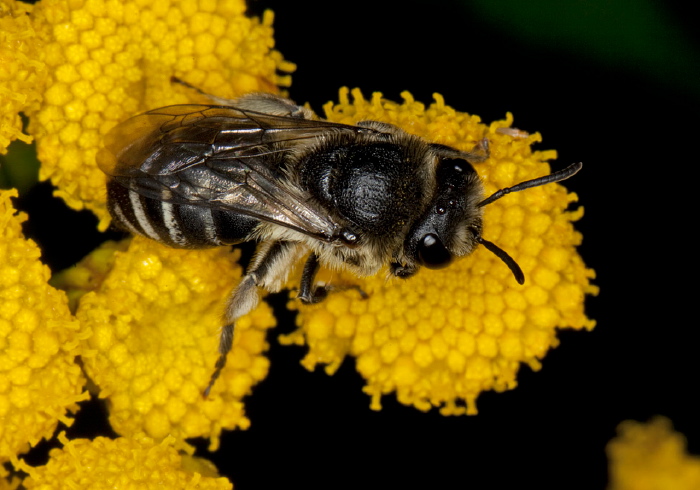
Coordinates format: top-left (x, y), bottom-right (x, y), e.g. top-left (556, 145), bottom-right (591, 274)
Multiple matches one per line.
top-left (1, 0), bottom-right (288, 481)
top-left (0, 190), bottom-right (87, 462)
top-left (1, 0), bottom-right (293, 227)
top-left (283, 88), bottom-right (598, 414)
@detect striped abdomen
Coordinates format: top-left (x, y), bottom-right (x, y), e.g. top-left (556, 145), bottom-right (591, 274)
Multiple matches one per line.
top-left (106, 180), bottom-right (259, 248)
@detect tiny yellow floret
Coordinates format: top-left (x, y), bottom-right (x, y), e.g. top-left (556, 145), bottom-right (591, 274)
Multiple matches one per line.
top-left (0, 190), bottom-right (88, 462)
top-left (283, 88), bottom-right (598, 415)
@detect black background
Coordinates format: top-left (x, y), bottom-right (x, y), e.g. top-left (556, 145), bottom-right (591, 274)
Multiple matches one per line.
top-left (14, 0), bottom-right (700, 488)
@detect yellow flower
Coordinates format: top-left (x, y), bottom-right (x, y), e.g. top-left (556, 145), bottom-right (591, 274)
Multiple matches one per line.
top-left (283, 88), bottom-right (598, 415)
top-left (14, 432), bottom-right (232, 489)
top-left (74, 236), bottom-right (276, 451)
top-left (607, 417), bottom-right (700, 490)
top-left (0, 0), bottom-right (46, 153)
top-left (7, 0), bottom-right (293, 227)
top-left (0, 189), bottom-right (88, 462)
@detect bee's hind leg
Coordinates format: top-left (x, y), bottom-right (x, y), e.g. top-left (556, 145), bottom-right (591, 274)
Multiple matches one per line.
top-left (297, 253), bottom-right (368, 305)
top-left (204, 240), bottom-right (303, 397)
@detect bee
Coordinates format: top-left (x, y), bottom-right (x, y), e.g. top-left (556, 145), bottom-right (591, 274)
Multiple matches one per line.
top-left (98, 89), bottom-right (582, 396)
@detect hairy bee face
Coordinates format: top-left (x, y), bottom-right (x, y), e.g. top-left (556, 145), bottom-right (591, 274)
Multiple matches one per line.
top-left (390, 155), bottom-right (486, 278)
top-left (99, 86), bottom-right (582, 396)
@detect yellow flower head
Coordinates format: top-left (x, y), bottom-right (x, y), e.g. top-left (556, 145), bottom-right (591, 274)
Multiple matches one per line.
top-left (283, 88), bottom-right (598, 415)
top-left (0, 190), bottom-right (88, 462)
top-left (607, 417), bottom-right (700, 490)
top-left (75, 236), bottom-right (276, 451)
top-left (15, 432), bottom-right (232, 489)
top-left (10, 0), bottom-right (293, 226)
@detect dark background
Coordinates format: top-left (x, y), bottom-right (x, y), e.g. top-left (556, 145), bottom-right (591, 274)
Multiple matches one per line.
top-left (8, 0), bottom-right (700, 488)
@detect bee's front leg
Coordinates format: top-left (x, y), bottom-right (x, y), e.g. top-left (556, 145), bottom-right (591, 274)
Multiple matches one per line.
top-left (204, 240), bottom-right (302, 397)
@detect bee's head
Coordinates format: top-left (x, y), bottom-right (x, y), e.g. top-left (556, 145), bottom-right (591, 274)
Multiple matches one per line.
top-left (391, 151), bottom-right (583, 285)
top-left (391, 155), bottom-right (486, 279)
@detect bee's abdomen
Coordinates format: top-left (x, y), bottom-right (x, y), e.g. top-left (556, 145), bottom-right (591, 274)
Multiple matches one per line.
top-left (106, 180), bottom-right (258, 248)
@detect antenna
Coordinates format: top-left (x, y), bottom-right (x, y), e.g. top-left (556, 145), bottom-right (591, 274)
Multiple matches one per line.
top-left (477, 237), bottom-right (525, 284)
top-left (477, 161), bottom-right (582, 208)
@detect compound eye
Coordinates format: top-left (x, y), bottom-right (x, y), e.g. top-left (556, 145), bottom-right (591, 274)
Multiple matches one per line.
top-left (417, 233), bottom-right (453, 269)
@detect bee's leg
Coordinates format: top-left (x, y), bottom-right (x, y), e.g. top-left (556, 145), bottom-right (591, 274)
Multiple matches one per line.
top-left (204, 240), bottom-right (303, 397)
top-left (297, 253), bottom-right (368, 305)
top-left (297, 253), bottom-right (325, 304)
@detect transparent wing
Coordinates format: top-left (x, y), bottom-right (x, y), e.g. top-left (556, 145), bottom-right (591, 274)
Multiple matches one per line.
top-left (98, 104), bottom-right (378, 242)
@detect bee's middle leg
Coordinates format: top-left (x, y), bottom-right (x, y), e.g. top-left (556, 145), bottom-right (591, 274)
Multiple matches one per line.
top-left (297, 253), bottom-right (368, 304)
